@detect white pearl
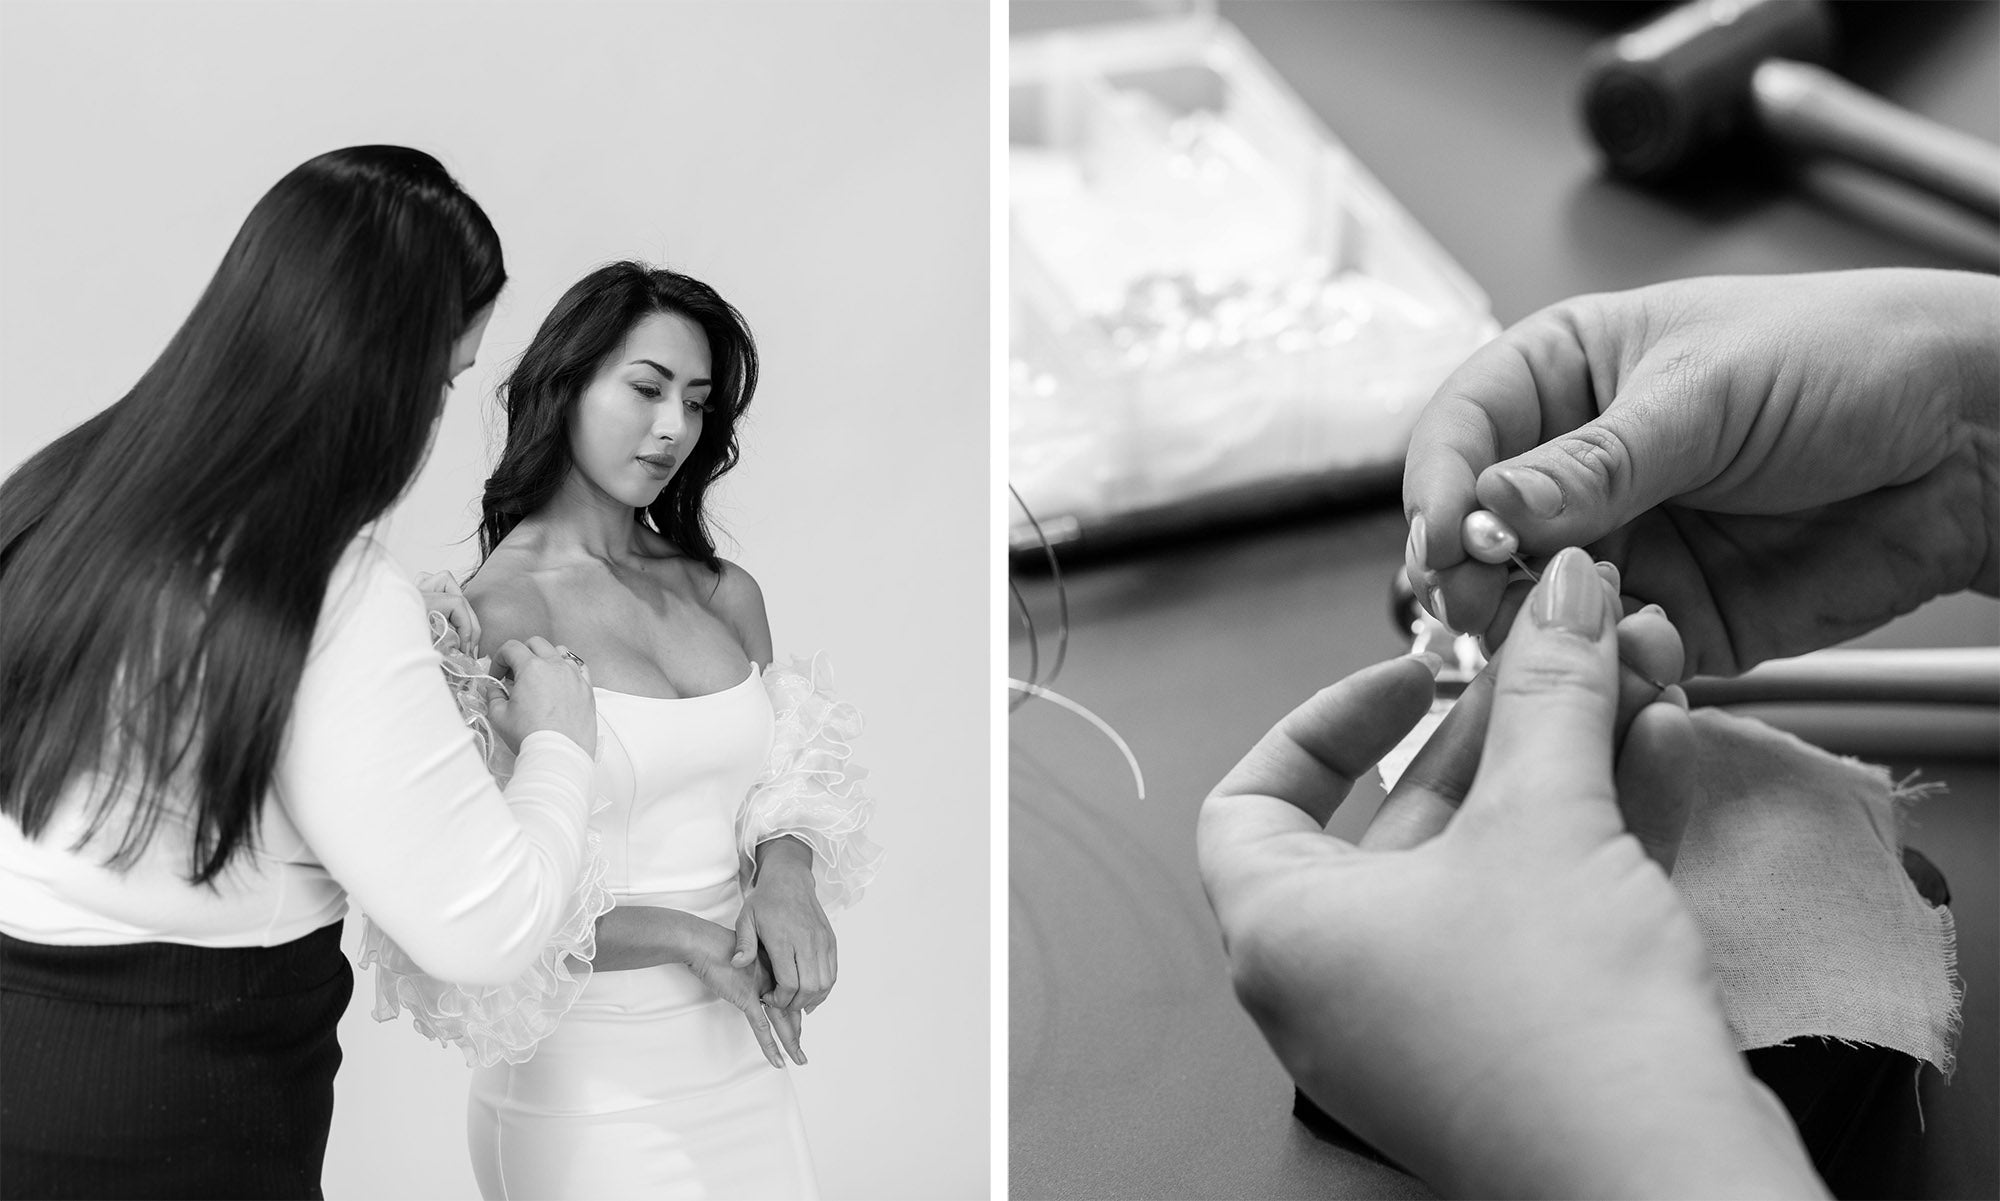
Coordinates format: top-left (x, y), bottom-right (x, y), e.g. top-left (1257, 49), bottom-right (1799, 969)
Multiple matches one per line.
top-left (1461, 509), bottom-right (1519, 564)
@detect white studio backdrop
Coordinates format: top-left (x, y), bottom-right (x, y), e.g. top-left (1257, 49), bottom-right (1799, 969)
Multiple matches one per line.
top-left (0, 2), bottom-right (989, 1197)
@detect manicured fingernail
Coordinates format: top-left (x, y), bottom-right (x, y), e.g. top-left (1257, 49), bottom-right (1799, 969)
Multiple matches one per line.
top-left (1593, 560), bottom-right (1620, 592)
top-left (1660, 684), bottom-right (1689, 710)
top-left (1424, 584), bottom-right (1453, 633)
top-left (1638, 603), bottom-right (1665, 619)
top-left (1497, 466), bottom-right (1564, 518)
top-left (1405, 513), bottom-right (1428, 573)
top-left (1406, 651), bottom-right (1445, 678)
top-left (1531, 547), bottom-right (1605, 636)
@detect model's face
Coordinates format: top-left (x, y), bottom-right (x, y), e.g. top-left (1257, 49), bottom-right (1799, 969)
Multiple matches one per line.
top-left (567, 312), bottom-right (712, 507)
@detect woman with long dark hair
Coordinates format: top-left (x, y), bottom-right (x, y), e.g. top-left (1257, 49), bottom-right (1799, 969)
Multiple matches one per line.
top-left (365, 262), bottom-right (880, 1199)
top-left (0, 146), bottom-right (603, 1199)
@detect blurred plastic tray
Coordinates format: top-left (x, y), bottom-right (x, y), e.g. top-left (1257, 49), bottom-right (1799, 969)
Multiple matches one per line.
top-left (1010, 14), bottom-right (1499, 557)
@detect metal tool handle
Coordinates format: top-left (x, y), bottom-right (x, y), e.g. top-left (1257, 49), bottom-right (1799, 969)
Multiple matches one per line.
top-left (1684, 646), bottom-right (2000, 707)
top-left (1753, 59), bottom-right (2000, 221)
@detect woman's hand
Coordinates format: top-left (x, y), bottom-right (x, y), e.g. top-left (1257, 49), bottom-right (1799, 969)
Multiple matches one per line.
top-left (681, 914), bottom-right (804, 1070)
top-left (1197, 548), bottom-right (1825, 1198)
top-left (418, 570), bottom-right (481, 654)
top-left (735, 837), bottom-right (837, 1020)
top-left (1371, 569), bottom-right (1695, 872)
top-left (1404, 269), bottom-right (2000, 675)
top-left (487, 636), bottom-right (597, 757)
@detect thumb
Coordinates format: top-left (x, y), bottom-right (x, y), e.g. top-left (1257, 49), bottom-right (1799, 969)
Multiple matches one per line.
top-left (1473, 400), bottom-right (1711, 552)
top-left (732, 909), bottom-right (758, 968)
top-left (1461, 547), bottom-right (1625, 846)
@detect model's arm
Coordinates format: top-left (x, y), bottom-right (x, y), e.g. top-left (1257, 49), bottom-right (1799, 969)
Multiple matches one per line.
top-left (712, 562), bottom-right (820, 919)
top-left (592, 901), bottom-right (800, 1068)
top-left (709, 562), bottom-right (794, 877)
top-left (705, 559), bottom-right (842, 1017)
top-left (594, 904), bottom-right (726, 970)
top-left (277, 542), bottom-right (596, 987)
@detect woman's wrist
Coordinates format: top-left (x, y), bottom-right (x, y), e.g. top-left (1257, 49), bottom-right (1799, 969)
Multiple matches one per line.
top-left (653, 907), bottom-right (724, 967)
top-left (1434, 1042), bottom-right (1824, 1200)
top-left (753, 834), bottom-right (815, 880)
top-left (594, 906), bottom-right (714, 971)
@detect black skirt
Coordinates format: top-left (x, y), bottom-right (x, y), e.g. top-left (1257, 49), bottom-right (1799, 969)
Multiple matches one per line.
top-left (0, 922), bottom-right (352, 1200)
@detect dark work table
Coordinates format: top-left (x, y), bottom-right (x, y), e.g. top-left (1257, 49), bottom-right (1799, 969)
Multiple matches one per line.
top-left (1008, 3), bottom-right (2000, 1198)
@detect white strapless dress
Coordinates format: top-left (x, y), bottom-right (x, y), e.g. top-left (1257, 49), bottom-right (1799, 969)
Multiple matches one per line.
top-left (466, 670), bottom-right (816, 1201)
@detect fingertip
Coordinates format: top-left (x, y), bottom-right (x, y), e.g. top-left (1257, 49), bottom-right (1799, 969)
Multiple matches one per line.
top-left (1475, 548), bottom-right (1623, 796)
top-left (1622, 697), bottom-right (1697, 782)
top-left (1480, 463), bottom-right (1567, 522)
top-left (1430, 560), bottom-right (1511, 641)
top-left (1615, 606), bottom-right (1686, 689)
top-left (1527, 547), bottom-right (1614, 641)
top-left (1615, 698), bottom-right (1698, 871)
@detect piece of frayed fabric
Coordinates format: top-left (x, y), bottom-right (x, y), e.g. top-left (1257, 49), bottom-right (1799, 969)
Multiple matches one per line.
top-left (358, 607), bottom-right (614, 1067)
top-left (739, 653), bottom-right (883, 911)
top-left (1672, 708), bottom-right (1960, 1076)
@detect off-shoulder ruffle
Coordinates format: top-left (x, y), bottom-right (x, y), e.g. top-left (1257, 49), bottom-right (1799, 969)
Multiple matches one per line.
top-left (739, 652), bottom-right (884, 911)
top-left (357, 834), bottom-right (614, 1066)
top-left (421, 604), bottom-right (521, 780)
top-left (356, 596), bottom-right (606, 1067)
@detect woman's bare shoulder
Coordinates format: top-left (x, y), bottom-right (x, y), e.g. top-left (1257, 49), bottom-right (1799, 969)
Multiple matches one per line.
top-left (464, 549), bottom-right (554, 650)
top-left (708, 557), bottom-right (763, 610)
top-left (705, 557), bottom-right (771, 662)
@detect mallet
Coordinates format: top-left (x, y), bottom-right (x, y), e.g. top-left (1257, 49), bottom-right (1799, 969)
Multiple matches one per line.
top-left (1580, 0), bottom-right (2000, 220)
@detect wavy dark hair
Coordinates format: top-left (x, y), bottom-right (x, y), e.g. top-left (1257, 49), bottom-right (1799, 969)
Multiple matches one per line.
top-left (480, 262), bottom-right (759, 569)
top-left (0, 146), bottom-right (505, 883)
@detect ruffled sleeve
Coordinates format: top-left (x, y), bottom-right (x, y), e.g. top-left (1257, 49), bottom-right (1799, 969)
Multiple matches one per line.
top-left (739, 653), bottom-right (884, 911)
top-left (356, 606), bottom-right (615, 1067)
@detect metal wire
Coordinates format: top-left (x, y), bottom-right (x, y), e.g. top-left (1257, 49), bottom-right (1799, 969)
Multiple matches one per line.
top-left (1009, 575), bottom-right (1038, 712)
top-left (1009, 484), bottom-right (1069, 688)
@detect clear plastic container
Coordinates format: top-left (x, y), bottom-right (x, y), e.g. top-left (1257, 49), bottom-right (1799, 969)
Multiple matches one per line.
top-left (1010, 14), bottom-right (1499, 548)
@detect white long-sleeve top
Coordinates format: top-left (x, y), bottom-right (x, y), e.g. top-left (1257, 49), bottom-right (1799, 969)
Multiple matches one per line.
top-left (0, 537), bottom-right (594, 987)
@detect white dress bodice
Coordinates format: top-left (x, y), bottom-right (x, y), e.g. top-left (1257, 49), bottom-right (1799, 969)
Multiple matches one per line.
top-left (591, 668), bottom-right (771, 902)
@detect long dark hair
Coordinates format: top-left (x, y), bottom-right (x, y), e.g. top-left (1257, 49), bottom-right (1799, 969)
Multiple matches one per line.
top-left (0, 146), bottom-right (505, 883)
top-left (480, 262), bottom-right (759, 569)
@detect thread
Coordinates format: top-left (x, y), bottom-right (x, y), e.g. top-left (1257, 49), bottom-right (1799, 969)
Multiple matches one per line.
top-left (1009, 486), bottom-right (1145, 800)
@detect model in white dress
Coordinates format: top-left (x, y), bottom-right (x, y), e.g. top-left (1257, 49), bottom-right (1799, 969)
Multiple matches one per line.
top-left (469, 669), bottom-right (810, 1200)
top-left (365, 273), bottom-right (879, 1200)
top-left (364, 647), bottom-right (877, 1201)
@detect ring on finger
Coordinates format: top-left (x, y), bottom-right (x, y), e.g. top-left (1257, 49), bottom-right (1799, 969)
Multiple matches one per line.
top-left (561, 649), bottom-right (586, 670)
